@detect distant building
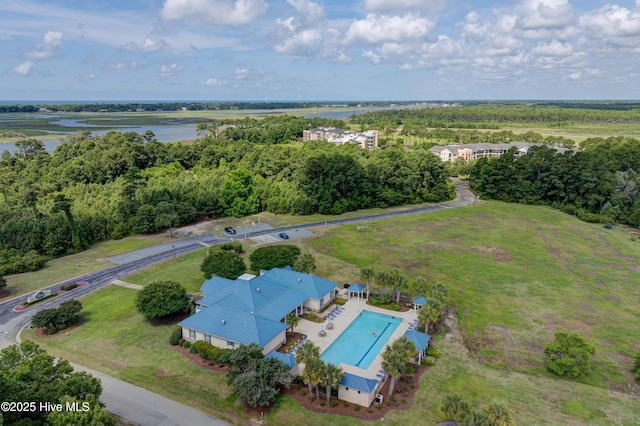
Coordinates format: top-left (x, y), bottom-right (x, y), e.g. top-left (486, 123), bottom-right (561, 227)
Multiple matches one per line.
top-left (303, 127), bottom-right (378, 150)
top-left (430, 142), bottom-right (572, 162)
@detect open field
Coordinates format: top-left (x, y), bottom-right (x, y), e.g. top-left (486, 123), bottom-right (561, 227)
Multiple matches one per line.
top-left (27, 200), bottom-right (640, 425)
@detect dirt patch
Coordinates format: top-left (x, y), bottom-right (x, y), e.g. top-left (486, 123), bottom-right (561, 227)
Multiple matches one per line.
top-left (419, 242), bottom-right (439, 251)
top-left (0, 289), bottom-right (12, 301)
top-left (470, 246), bottom-right (512, 262)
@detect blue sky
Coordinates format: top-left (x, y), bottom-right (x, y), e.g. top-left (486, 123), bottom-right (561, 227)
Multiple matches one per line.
top-left (2, 0), bottom-right (640, 101)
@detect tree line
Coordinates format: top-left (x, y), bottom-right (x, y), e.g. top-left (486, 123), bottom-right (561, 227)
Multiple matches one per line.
top-left (0, 124), bottom-right (452, 274)
top-left (469, 137), bottom-right (640, 226)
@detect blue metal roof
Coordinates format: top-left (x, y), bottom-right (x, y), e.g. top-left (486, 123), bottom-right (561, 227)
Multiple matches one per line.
top-left (179, 305), bottom-right (288, 347)
top-left (403, 330), bottom-right (431, 351)
top-left (200, 276), bottom-right (234, 296)
top-left (339, 372), bottom-right (379, 393)
top-left (413, 296), bottom-right (427, 306)
top-left (264, 351), bottom-right (296, 368)
top-left (349, 284), bottom-right (366, 292)
top-left (261, 267), bottom-right (337, 300)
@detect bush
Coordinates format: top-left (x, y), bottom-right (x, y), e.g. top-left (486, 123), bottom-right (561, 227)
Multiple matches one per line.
top-left (330, 400), bottom-right (337, 408)
top-left (249, 245), bottom-right (301, 273)
top-left (544, 331), bottom-right (596, 379)
top-left (218, 242), bottom-right (243, 253)
top-left (375, 404), bottom-right (382, 410)
top-left (178, 338), bottom-right (185, 346)
top-left (307, 312), bottom-right (317, 320)
top-left (354, 405), bottom-right (361, 411)
top-left (59, 283), bottom-right (78, 291)
top-left (343, 401), bottom-right (350, 407)
top-left (182, 341), bottom-right (191, 349)
top-left (135, 280), bottom-right (189, 320)
top-left (335, 298), bottom-right (346, 306)
top-left (603, 222), bottom-right (614, 229)
top-left (194, 340), bottom-right (230, 363)
top-left (189, 344), bottom-right (198, 354)
top-left (421, 358), bottom-right (435, 366)
top-left (426, 348), bottom-right (440, 358)
top-left (169, 327), bottom-right (182, 345)
top-left (201, 249), bottom-right (246, 280)
top-left (367, 409), bottom-right (373, 413)
top-left (47, 327), bottom-right (57, 335)
top-left (320, 401), bottom-right (326, 406)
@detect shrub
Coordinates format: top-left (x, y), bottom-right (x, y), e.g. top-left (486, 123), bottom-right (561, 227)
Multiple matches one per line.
top-left (544, 331), bottom-right (596, 379)
top-left (182, 341), bottom-right (191, 349)
top-left (308, 397), bottom-right (314, 403)
top-left (307, 312), bottom-right (317, 320)
top-left (335, 298), bottom-right (346, 306)
top-left (301, 391), bottom-right (306, 396)
top-left (367, 409), bottom-right (373, 413)
top-left (354, 405), bottom-right (361, 411)
top-left (178, 339), bottom-right (185, 346)
top-left (426, 348), bottom-right (440, 358)
top-left (135, 280), bottom-right (189, 320)
top-left (603, 222), bottom-right (614, 229)
top-left (194, 340), bottom-right (230, 363)
top-left (375, 404), bottom-right (382, 410)
top-left (218, 242), bottom-right (243, 253)
top-left (422, 358), bottom-right (435, 366)
top-left (169, 327), bottom-right (182, 345)
top-left (47, 327), bottom-right (57, 335)
top-left (201, 250), bottom-right (246, 280)
top-left (320, 401), bottom-right (326, 406)
top-left (343, 401), bottom-right (350, 407)
top-left (189, 344), bottom-right (198, 354)
top-left (402, 399), bottom-right (407, 404)
top-left (330, 400), bottom-right (337, 408)
top-left (249, 245), bottom-right (301, 273)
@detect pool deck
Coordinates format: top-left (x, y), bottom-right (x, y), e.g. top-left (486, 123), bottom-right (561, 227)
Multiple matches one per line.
top-left (295, 297), bottom-right (418, 380)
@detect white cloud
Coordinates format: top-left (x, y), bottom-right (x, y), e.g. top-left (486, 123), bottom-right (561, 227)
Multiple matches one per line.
top-left (235, 67), bottom-right (249, 80)
top-left (286, 0), bottom-right (325, 24)
top-left (517, 0), bottom-right (574, 28)
top-left (104, 61), bottom-right (139, 70)
top-left (364, 0), bottom-right (445, 13)
top-left (26, 30), bottom-right (63, 59)
top-left (161, 0), bottom-right (267, 25)
top-left (579, 5), bottom-right (640, 49)
top-left (204, 78), bottom-right (226, 86)
top-left (160, 63), bottom-right (183, 77)
top-left (81, 72), bottom-right (95, 80)
top-left (10, 61), bottom-right (34, 75)
top-left (566, 71), bottom-right (581, 80)
top-left (121, 37), bottom-right (168, 52)
top-left (531, 39), bottom-right (573, 56)
top-left (362, 50), bottom-right (381, 64)
top-left (345, 14), bottom-right (434, 45)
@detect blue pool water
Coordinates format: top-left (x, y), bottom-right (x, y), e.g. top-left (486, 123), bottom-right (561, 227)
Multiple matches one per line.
top-left (320, 310), bottom-right (401, 369)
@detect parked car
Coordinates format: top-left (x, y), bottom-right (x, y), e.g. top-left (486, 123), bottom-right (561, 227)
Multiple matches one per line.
top-left (279, 232), bottom-right (289, 239)
top-left (224, 226), bottom-right (236, 235)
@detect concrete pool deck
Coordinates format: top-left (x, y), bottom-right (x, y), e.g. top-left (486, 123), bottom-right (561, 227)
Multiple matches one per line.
top-left (295, 297), bottom-right (418, 380)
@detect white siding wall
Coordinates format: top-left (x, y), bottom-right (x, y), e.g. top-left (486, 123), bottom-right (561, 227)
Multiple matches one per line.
top-left (338, 386), bottom-right (376, 407)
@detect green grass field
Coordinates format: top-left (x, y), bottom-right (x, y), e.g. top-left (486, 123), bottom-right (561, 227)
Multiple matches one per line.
top-left (26, 200), bottom-right (640, 425)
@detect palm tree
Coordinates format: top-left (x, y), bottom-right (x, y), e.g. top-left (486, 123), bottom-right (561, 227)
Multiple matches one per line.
top-left (293, 253), bottom-right (316, 274)
top-left (360, 267), bottom-right (375, 300)
top-left (483, 401), bottom-right (516, 426)
top-left (381, 337), bottom-right (416, 397)
top-left (441, 394), bottom-right (469, 422)
top-left (389, 268), bottom-right (408, 303)
top-left (375, 270), bottom-right (392, 297)
top-left (321, 362), bottom-right (343, 402)
top-left (305, 359), bottom-right (324, 401)
top-left (430, 282), bottom-right (449, 310)
top-left (418, 298), bottom-right (441, 334)
top-left (296, 342), bottom-right (320, 394)
top-left (286, 312), bottom-right (299, 333)
top-left (464, 407), bottom-right (492, 426)
top-left (415, 278), bottom-right (427, 296)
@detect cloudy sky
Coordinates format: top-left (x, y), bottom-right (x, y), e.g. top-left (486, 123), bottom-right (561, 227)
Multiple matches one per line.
top-left (2, 0), bottom-right (640, 101)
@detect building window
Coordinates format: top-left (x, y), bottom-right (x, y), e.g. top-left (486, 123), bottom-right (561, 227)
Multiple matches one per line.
top-left (189, 329), bottom-right (196, 339)
top-left (204, 334), bottom-right (211, 344)
top-left (227, 341), bottom-right (235, 348)
top-left (320, 298), bottom-right (324, 308)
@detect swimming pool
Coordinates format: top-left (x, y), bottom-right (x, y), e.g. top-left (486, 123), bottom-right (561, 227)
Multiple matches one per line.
top-left (320, 310), bottom-right (401, 369)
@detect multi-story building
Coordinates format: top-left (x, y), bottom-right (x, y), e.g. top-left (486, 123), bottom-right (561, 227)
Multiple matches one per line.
top-left (303, 127), bottom-right (379, 150)
top-left (430, 142), bottom-right (571, 162)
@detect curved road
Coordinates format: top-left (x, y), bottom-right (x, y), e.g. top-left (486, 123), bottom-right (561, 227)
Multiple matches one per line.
top-left (0, 181), bottom-right (476, 425)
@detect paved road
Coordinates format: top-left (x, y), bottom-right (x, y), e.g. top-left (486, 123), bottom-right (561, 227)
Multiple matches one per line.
top-left (0, 181), bottom-right (476, 425)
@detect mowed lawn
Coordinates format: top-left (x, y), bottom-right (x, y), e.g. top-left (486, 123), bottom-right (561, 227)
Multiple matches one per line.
top-left (27, 200), bottom-right (640, 425)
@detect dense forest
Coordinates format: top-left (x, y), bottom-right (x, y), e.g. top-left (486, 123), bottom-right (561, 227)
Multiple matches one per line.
top-left (0, 115), bottom-right (452, 274)
top-left (469, 137), bottom-right (640, 226)
top-left (351, 104), bottom-right (640, 129)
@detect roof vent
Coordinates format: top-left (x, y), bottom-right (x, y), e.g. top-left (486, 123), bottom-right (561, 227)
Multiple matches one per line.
top-left (221, 320), bottom-right (226, 325)
top-left (256, 287), bottom-right (261, 293)
top-left (250, 310), bottom-right (254, 314)
top-left (297, 278), bottom-right (302, 283)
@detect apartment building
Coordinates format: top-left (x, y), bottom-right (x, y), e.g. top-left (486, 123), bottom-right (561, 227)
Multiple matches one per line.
top-left (303, 127), bottom-right (379, 150)
top-left (430, 142), bottom-right (571, 162)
